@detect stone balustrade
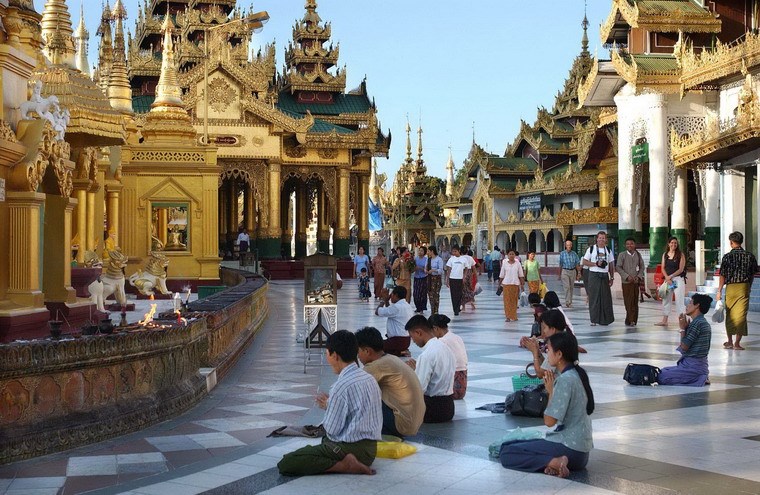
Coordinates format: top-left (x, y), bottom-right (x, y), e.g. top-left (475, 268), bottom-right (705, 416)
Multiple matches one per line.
top-left (0, 268), bottom-right (268, 464)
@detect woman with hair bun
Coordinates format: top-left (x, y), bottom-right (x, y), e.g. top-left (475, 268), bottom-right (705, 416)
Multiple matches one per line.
top-left (500, 332), bottom-right (594, 478)
top-left (429, 314), bottom-right (468, 399)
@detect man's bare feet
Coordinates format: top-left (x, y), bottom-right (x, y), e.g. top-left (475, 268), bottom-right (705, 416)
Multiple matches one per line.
top-left (327, 453), bottom-right (376, 475)
top-left (544, 456), bottom-right (569, 478)
top-left (654, 320), bottom-right (668, 326)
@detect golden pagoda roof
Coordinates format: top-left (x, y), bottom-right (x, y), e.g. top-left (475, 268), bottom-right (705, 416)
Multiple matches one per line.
top-left (600, 0), bottom-right (720, 45)
top-left (611, 49), bottom-right (681, 92)
top-left (34, 65), bottom-right (127, 146)
top-left (678, 31), bottom-right (760, 89)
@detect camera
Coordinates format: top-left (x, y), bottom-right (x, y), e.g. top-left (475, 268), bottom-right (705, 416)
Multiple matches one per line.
top-left (596, 259), bottom-right (608, 269)
top-left (530, 321), bottom-right (541, 338)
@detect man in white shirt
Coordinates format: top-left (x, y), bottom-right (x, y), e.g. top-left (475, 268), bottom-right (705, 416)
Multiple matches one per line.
top-left (237, 228), bottom-right (250, 254)
top-left (581, 231), bottom-right (616, 326)
top-left (405, 315), bottom-right (456, 423)
top-left (375, 286), bottom-right (414, 356)
top-left (445, 245), bottom-right (473, 316)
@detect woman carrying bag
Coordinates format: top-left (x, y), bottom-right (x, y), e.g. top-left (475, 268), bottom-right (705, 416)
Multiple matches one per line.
top-left (655, 237), bottom-right (686, 327)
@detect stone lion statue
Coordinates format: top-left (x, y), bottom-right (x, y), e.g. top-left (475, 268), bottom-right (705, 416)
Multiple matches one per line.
top-left (88, 248), bottom-right (128, 312)
top-left (128, 250), bottom-right (170, 296)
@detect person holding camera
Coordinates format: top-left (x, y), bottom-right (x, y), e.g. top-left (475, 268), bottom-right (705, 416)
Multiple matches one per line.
top-left (581, 231), bottom-right (616, 326)
top-left (519, 309), bottom-right (568, 379)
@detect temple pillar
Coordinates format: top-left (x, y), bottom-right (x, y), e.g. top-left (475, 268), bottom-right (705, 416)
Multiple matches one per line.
top-left (43, 195), bottom-right (77, 304)
top-left (86, 189), bottom-right (97, 252)
top-left (721, 169), bottom-right (746, 256)
top-left (106, 184), bottom-right (121, 246)
top-left (701, 168), bottom-right (720, 266)
top-left (218, 184), bottom-right (227, 236)
top-left (5, 192), bottom-right (46, 308)
top-left (74, 183), bottom-right (87, 263)
top-left (317, 187), bottom-right (330, 253)
top-left (157, 206), bottom-right (168, 246)
top-left (334, 167), bottom-right (351, 257)
top-left (245, 182), bottom-right (256, 238)
top-left (647, 92), bottom-right (669, 266)
top-left (227, 180), bottom-right (238, 235)
top-left (671, 168), bottom-right (688, 256)
top-left (259, 161), bottom-right (281, 258)
top-left (295, 182), bottom-right (307, 258)
top-left (614, 85), bottom-right (636, 244)
top-left (358, 175), bottom-right (370, 254)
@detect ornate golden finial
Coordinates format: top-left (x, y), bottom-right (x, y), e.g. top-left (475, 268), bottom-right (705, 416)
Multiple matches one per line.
top-left (581, 0), bottom-right (589, 57)
top-left (152, 11), bottom-right (183, 108)
top-left (96, 0), bottom-right (114, 94)
top-left (107, 0), bottom-right (132, 113)
top-left (41, 0), bottom-right (77, 68)
top-left (446, 148), bottom-right (455, 198)
top-left (405, 119), bottom-right (412, 163)
top-left (73, 2), bottom-right (90, 73)
top-left (416, 124), bottom-right (425, 171)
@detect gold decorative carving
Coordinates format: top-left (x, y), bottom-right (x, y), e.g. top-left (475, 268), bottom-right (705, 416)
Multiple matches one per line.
top-left (205, 78), bottom-right (235, 113)
top-left (678, 31), bottom-right (760, 89)
top-left (556, 207), bottom-right (618, 226)
top-left (0, 121), bottom-right (19, 143)
top-left (128, 250), bottom-right (170, 296)
top-left (131, 150), bottom-right (205, 163)
top-left (219, 161), bottom-right (268, 207)
top-left (280, 165), bottom-right (337, 205)
top-left (611, 47), bottom-right (680, 92)
top-left (317, 148), bottom-right (338, 159)
top-left (284, 143), bottom-right (307, 158)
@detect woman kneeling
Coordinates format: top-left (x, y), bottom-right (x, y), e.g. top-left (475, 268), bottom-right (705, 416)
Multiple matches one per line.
top-left (499, 332), bottom-right (594, 477)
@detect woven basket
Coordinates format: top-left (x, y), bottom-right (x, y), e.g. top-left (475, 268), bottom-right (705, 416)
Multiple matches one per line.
top-left (511, 373), bottom-right (542, 391)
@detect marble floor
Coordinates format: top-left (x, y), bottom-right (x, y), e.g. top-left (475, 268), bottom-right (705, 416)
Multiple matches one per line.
top-left (1, 274), bottom-right (759, 495)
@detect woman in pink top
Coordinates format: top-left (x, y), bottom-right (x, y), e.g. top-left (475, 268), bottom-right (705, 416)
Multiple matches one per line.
top-left (498, 249), bottom-right (525, 322)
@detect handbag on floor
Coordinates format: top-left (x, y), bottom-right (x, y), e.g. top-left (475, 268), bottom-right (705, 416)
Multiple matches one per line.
top-left (623, 363), bottom-right (660, 386)
top-left (506, 384), bottom-right (548, 417)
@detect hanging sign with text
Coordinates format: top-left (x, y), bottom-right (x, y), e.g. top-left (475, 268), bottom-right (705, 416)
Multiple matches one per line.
top-left (518, 193), bottom-right (542, 213)
top-left (631, 143), bottom-right (649, 165)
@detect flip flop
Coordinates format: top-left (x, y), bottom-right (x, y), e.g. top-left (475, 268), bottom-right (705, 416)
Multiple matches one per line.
top-left (723, 342), bottom-right (734, 349)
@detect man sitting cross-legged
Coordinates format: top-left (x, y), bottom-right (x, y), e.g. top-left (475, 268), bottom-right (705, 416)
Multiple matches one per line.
top-left (356, 326), bottom-right (425, 438)
top-left (277, 330), bottom-right (382, 476)
top-left (405, 315), bottom-right (456, 423)
top-left (658, 293), bottom-right (713, 387)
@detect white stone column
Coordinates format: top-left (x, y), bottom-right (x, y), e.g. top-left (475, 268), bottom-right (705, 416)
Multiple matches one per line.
top-left (703, 168), bottom-right (721, 262)
top-left (721, 169), bottom-right (746, 255)
top-left (671, 168), bottom-right (688, 251)
top-left (647, 92), bottom-right (669, 265)
top-left (614, 85), bottom-right (635, 236)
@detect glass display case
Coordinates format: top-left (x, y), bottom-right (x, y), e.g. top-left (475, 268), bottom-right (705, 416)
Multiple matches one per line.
top-left (303, 253), bottom-right (338, 305)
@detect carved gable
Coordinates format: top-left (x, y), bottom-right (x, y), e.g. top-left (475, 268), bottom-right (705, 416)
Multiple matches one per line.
top-left (194, 70), bottom-right (242, 121)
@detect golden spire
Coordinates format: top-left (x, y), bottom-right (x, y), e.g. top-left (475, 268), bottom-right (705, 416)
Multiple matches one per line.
top-left (153, 12), bottom-right (183, 109)
top-left (416, 125), bottom-right (424, 171)
top-left (73, 2), bottom-right (89, 73)
top-left (41, 0), bottom-right (77, 68)
top-left (581, 1), bottom-right (589, 57)
top-left (405, 120), bottom-right (413, 166)
top-left (107, 0), bottom-right (132, 114)
top-left (141, 10), bottom-right (196, 145)
top-left (95, 0), bottom-right (113, 93)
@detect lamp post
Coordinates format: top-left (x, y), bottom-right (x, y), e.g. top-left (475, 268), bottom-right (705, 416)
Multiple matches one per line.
top-left (202, 11), bottom-right (269, 145)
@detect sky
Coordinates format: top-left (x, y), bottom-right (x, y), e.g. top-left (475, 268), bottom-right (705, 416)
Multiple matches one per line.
top-left (65, 0), bottom-right (613, 183)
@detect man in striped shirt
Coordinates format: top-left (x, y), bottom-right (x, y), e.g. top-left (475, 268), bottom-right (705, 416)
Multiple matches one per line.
top-left (658, 293), bottom-right (713, 387)
top-left (278, 330), bottom-right (382, 476)
top-left (716, 231), bottom-right (759, 350)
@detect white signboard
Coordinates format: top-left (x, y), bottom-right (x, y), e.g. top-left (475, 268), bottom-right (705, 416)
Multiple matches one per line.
top-left (0, 178), bottom-right (5, 202)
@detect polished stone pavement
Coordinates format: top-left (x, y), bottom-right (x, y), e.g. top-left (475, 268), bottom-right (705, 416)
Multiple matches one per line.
top-left (1, 274), bottom-right (759, 495)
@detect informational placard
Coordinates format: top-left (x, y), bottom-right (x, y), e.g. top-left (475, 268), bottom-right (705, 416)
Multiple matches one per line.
top-left (518, 193), bottom-right (542, 213)
top-left (631, 143), bottom-right (649, 165)
top-left (0, 178), bottom-right (5, 202)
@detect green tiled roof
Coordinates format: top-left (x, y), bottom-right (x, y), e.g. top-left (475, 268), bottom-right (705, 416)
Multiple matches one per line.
top-left (534, 132), bottom-right (567, 149)
top-left (486, 156), bottom-right (537, 172)
top-left (544, 163), bottom-right (570, 180)
top-left (490, 179), bottom-right (518, 192)
top-left (310, 118), bottom-right (354, 134)
top-left (632, 54), bottom-right (679, 73)
top-left (132, 95), bottom-right (155, 114)
top-left (636, 0), bottom-right (713, 17)
top-left (277, 90), bottom-right (372, 116)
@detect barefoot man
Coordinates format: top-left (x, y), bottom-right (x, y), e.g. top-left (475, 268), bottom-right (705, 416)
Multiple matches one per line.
top-left (278, 330), bottom-right (382, 476)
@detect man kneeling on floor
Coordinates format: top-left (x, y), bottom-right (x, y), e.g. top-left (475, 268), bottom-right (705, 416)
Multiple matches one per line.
top-left (277, 330), bottom-right (382, 476)
top-left (658, 293), bottom-right (713, 387)
top-left (405, 315), bottom-right (456, 423)
top-left (356, 326), bottom-right (425, 438)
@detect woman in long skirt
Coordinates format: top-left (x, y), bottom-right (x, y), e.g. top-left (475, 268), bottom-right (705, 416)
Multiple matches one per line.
top-left (427, 246), bottom-right (444, 314)
top-left (371, 247), bottom-right (389, 300)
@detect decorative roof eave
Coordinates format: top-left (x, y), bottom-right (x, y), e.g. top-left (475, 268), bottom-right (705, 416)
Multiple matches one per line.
top-left (601, 0), bottom-right (720, 43)
top-left (670, 99), bottom-right (760, 168)
top-left (611, 49), bottom-right (681, 93)
top-left (556, 206), bottom-right (617, 226)
top-left (240, 98), bottom-right (314, 141)
top-left (35, 65), bottom-right (127, 147)
top-left (578, 58), bottom-right (626, 107)
top-left (678, 31), bottom-right (760, 89)
top-left (599, 108), bottom-right (618, 127)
